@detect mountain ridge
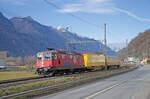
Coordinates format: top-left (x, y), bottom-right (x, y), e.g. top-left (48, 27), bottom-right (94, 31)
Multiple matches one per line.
top-left (0, 12), bottom-right (115, 57)
top-left (119, 29), bottom-right (150, 59)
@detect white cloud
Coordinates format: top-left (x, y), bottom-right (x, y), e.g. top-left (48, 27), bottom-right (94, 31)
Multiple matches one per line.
top-left (113, 8), bottom-right (150, 22)
top-left (58, 0), bottom-right (115, 14)
top-left (0, 0), bottom-right (34, 5)
top-left (2, 0), bottom-right (150, 22)
top-left (0, 0), bottom-right (28, 5)
top-left (57, 0), bottom-right (150, 22)
top-left (58, 4), bottom-right (82, 13)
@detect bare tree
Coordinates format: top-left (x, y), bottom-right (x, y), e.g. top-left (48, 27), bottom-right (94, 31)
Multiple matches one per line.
top-left (24, 56), bottom-right (36, 65)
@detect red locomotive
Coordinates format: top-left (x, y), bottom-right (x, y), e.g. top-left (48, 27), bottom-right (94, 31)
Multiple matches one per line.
top-left (36, 48), bottom-right (85, 76)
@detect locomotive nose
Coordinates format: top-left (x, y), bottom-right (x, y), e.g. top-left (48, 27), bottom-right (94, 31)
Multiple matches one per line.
top-left (42, 61), bottom-right (44, 65)
top-left (42, 61), bottom-right (44, 67)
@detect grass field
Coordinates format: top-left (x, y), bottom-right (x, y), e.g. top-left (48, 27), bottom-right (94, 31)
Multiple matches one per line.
top-left (0, 71), bottom-right (38, 81)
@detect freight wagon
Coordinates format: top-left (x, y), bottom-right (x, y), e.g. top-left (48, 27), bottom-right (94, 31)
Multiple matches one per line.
top-left (106, 57), bottom-right (120, 69)
top-left (83, 53), bottom-right (120, 70)
top-left (83, 53), bottom-right (106, 70)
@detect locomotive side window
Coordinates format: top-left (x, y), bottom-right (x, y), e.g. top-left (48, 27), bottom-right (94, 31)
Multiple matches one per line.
top-left (70, 55), bottom-right (73, 59)
top-left (78, 56), bottom-right (81, 60)
top-left (51, 54), bottom-right (55, 60)
top-left (76, 56), bottom-right (79, 59)
top-left (55, 54), bottom-right (57, 60)
top-left (62, 54), bottom-right (66, 59)
top-left (73, 56), bottom-right (77, 64)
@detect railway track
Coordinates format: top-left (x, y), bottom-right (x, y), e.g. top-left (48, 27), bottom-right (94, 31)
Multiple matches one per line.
top-left (0, 66), bottom-right (135, 99)
top-left (0, 66), bottom-right (129, 89)
top-left (0, 76), bottom-right (46, 89)
top-left (0, 73), bottom-right (81, 89)
top-left (0, 76), bottom-right (43, 84)
top-left (0, 71), bottom-right (96, 89)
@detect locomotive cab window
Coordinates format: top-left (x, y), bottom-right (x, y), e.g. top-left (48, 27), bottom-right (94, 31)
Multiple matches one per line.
top-left (44, 53), bottom-right (57, 60)
top-left (44, 56), bottom-right (50, 60)
top-left (37, 57), bottom-right (42, 61)
top-left (44, 54), bottom-right (51, 60)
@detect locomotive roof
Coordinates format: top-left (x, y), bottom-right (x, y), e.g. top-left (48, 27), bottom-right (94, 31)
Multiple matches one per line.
top-left (37, 50), bottom-right (82, 55)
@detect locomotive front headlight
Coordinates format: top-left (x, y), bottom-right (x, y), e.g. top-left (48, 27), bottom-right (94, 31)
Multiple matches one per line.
top-left (42, 61), bottom-right (44, 65)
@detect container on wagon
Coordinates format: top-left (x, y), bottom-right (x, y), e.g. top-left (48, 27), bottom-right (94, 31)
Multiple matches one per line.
top-left (106, 57), bottom-right (120, 66)
top-left (83, 53), bottom-right (106, 68)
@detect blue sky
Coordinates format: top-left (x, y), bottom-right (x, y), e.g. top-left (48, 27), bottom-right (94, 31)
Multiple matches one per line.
top-left (0, 0), bottom-right (150, 50)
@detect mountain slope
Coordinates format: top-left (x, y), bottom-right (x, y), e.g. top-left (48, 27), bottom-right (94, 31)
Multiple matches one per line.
top-left (0, 12), bottom-right (115, 57)
top-left (120, 29), bottom-right (150, 58)
top-left (10, 16), bottom-right (66, 55)
top-left (0, 12), bottom-right (31, 56)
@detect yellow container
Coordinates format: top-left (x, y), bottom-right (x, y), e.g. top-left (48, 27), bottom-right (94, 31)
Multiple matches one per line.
top-left (83, 53), bottom-right (106, 67)
top-left (106, 57), bottom-right (120, 66)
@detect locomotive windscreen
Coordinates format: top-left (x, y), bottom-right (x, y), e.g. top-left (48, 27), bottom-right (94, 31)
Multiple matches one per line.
top-left (44, 53), bottom-right (56, 60)
top-left (37, 54), bottom-right (42, 61)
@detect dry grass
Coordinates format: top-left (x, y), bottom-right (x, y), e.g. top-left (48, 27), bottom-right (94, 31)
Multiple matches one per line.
top-left (0, 71), bottom-right (38, 81)
top-left (0, 77), bottom-right (72, 96)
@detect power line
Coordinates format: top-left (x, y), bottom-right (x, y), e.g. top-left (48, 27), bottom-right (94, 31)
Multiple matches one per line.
top-left (44, 0), bottom-right (107, 54)
top-left (44, 0), bottom-right (101, 28)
